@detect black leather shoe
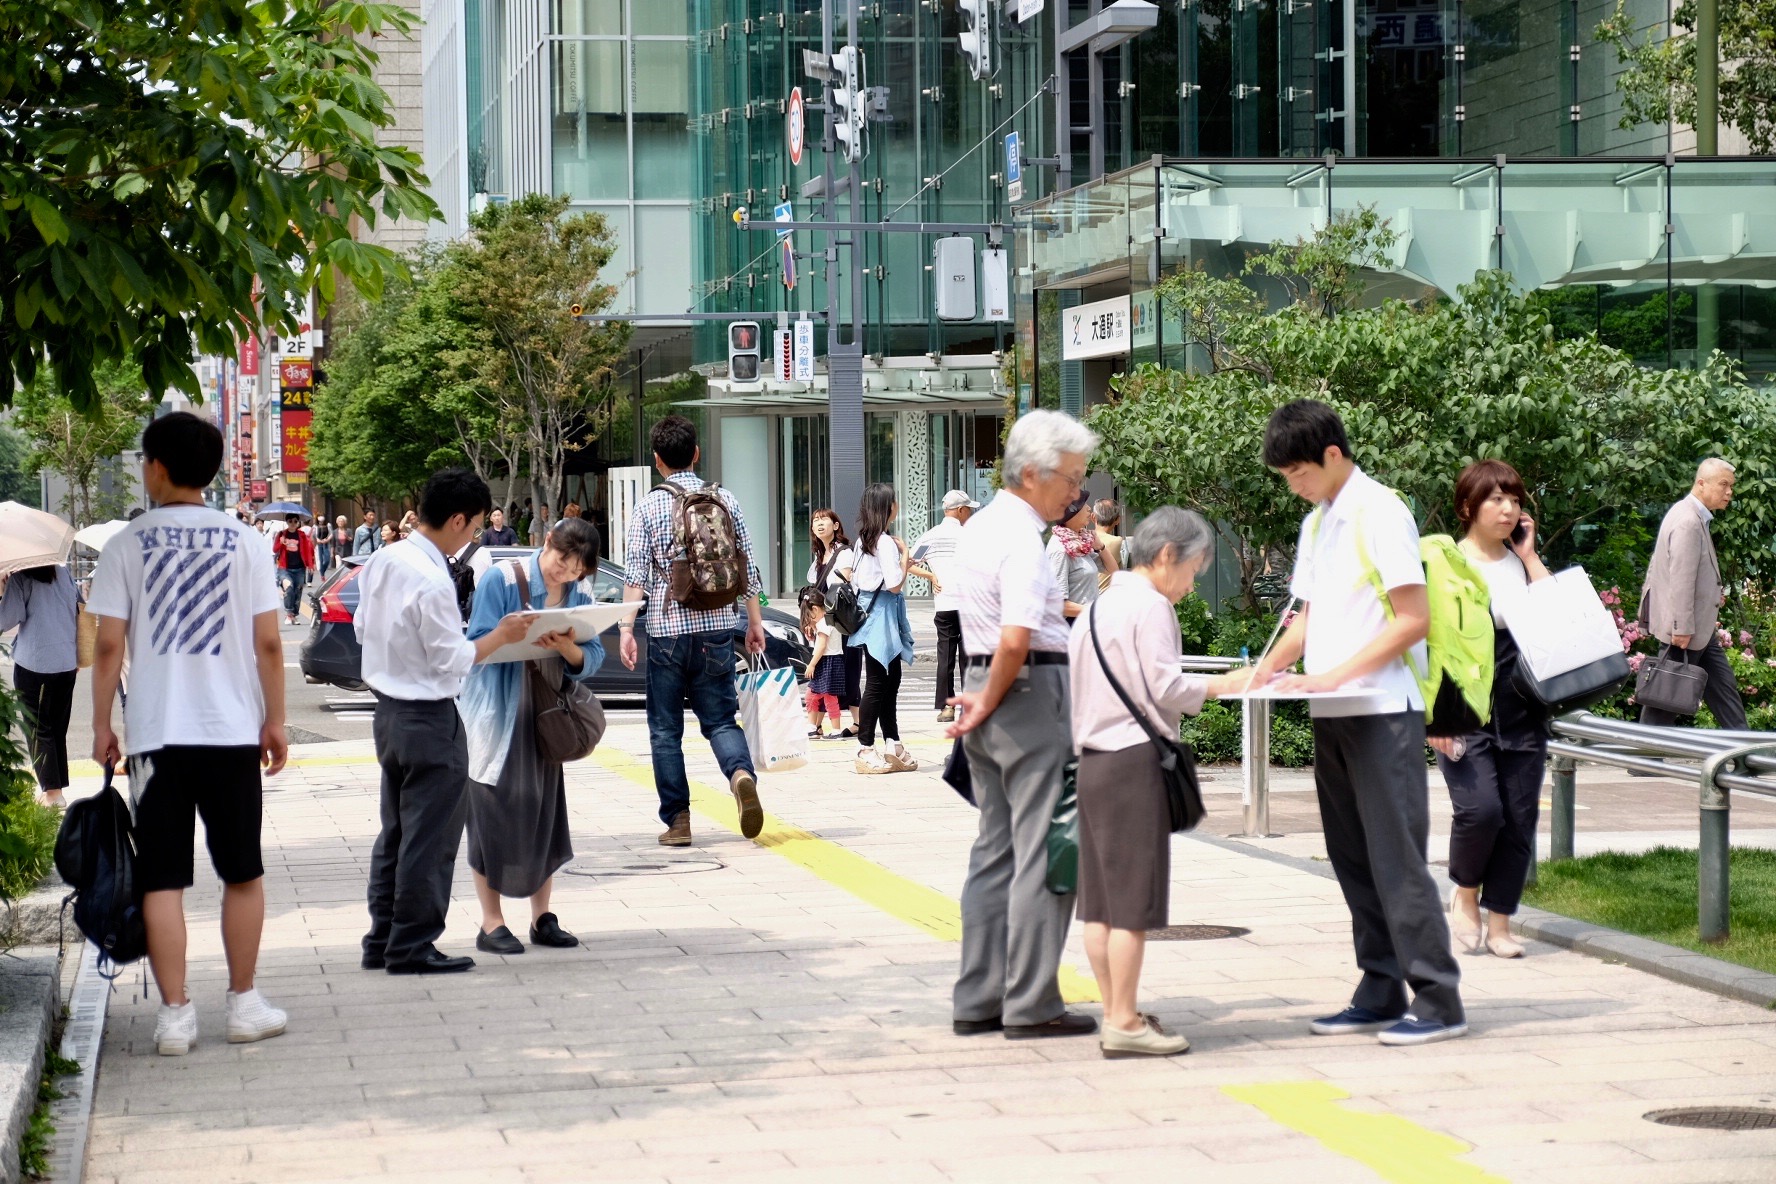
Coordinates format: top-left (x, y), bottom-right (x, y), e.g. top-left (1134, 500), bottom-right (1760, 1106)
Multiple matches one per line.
top-left (386, 949), bottom-right (476, 975)
top-left (361, 949), bottom-right (386, 970)
top-left (1004, 1012), bottom-right (1099, 1040)
top-left (529, 913), bottom-right (579, 949)
top-left (953, 1015), bottom-right (1004, 1036)
top-left (475, 925), bottom-right (525, 955)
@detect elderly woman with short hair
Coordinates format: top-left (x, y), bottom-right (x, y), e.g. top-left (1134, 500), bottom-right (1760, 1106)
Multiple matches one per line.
top-left (1069, 507), bottom-right (1259, 1057)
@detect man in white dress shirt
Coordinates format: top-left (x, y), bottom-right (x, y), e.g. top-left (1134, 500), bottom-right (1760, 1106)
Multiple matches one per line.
top-left (946, 411), bottom-right (1101, 1040)
top-left (912, 489), bottom-right (978, 723)
top-left (356, 469), bottom-right (527, 975)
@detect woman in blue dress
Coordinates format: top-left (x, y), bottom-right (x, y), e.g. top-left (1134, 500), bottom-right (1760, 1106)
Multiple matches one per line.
top-left (843, 483), bottom-right (917, 775)
top-left (460, 518), bottom-right (606, 955)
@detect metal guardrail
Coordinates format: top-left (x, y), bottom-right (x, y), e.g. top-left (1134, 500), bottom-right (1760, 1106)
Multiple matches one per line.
top-left (1546, 711), bottom-right (1776, 942)
top-left (1181, 656), bottom-right (1271, 838)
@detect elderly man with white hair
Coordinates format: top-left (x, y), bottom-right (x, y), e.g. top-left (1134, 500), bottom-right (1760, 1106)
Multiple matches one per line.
top-left (1638, 457), bottom-right (1746, 729)
top-left (946, 409), bottom-right (1100, 1040)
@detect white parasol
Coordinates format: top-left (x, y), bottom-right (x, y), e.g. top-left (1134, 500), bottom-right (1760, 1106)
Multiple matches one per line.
top-left (0, 501), bottom-right (75, 578)
top-left (74, 519), bottom-right (130, 554)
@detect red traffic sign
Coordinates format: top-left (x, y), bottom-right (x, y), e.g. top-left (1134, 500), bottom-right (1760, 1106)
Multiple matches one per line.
top-left (787, 87), bottom-right (805, 167)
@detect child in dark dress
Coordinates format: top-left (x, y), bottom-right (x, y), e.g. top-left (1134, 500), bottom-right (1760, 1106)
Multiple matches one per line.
top-left (801, 591), bottom-right (846, 739)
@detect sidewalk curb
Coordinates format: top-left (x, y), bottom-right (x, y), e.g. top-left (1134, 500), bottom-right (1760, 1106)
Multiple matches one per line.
top-left (1187, 832), bottom-right (1776, 1011)
top-left (0, 947), bottom-right (61, 1184)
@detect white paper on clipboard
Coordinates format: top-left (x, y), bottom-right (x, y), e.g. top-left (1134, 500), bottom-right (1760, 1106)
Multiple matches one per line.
top-left (481, 601), bottom-right (643, 664)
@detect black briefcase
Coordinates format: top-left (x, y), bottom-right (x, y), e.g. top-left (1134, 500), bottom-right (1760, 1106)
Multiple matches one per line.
top-left (1634, 649), bottom-right (1708, 716)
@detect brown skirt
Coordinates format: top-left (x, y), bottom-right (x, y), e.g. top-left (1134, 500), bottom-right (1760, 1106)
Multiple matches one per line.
top-left (1075, 743), bottom-right (1170, 931)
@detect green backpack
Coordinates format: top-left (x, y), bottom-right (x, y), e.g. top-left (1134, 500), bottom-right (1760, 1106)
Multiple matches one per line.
top-left (1308, 502), bottom-right (1495, 737)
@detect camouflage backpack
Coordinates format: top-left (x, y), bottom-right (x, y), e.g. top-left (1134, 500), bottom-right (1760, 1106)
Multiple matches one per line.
top-left (655, 482), bottom-right (746, 610)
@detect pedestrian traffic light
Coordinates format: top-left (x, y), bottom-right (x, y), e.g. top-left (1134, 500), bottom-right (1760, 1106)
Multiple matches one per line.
top-left (728, 321), bottom-right (762, 383)
top-left (958, 0), bottom-right (993, 81)
top-left (831, 47), bottom-right (866, 164)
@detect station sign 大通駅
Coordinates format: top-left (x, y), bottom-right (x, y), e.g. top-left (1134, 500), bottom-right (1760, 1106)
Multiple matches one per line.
top-left (1062, 295), bottom-right (1131, 361)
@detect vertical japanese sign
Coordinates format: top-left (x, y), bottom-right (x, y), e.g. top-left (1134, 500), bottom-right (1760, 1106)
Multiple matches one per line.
top-left (1005, 131), bottom-right (1023, 202)
top-left (279, 357), bottom-right (313, 475)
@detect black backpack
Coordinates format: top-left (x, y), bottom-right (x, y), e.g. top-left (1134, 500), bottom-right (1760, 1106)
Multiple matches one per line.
top-left (55, 767), bottom-right (147, 975)
top-left (448, 541), bottom-right (481, 623)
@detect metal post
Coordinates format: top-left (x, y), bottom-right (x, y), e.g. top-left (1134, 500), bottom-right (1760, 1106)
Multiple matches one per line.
top-left (1698, 745), bottom-right (1735, 943)
top-left (1696, 0), bottom-right (1720, 357)
top-left (1241, 698), bottom-right (1271, 838)
top-left (1550, 755), bottom-right (1576, 862)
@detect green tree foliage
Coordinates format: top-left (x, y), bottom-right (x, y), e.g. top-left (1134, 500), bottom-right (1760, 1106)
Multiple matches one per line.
top-left (1598, 0), bottom-right (1776, 151)
top-left (1090, 214), bottom-right (1776, 614)
top-left (0, 425), bottom-right (38, 506)
top-left (308, 255), bottom-right (467, 501)
top-left (12, 358), bottom-right (155, 524)
top-left (0, 0), bottom-right (439, 413)
top-left (311, 195), bottom-right (631, 508)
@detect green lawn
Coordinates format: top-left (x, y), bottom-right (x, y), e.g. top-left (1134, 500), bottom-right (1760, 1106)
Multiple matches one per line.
top-left (1523, 846), bottom-right (1776, 976)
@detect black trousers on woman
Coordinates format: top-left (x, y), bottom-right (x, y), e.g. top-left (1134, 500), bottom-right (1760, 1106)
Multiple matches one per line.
top-left (859, 654), bottom-right (902, 746)
top-left (1435, 730), bottom-right (1545, 916)
top-left (14, 666), bottom-right (76, 791)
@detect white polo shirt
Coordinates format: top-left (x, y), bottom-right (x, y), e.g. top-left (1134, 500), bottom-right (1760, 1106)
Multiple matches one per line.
top-left (955, 490), bottom-right (1070, 657)
top-left (1289, 466), bottom-right (1428, 719)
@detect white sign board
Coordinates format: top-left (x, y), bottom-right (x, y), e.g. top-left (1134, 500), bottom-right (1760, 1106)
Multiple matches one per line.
top-left (1062, 295), bottom-right (1131, 360)
top-left (1017, 0), bottom-right (1044, 23)
top-left (793, 318), bottom-right (815, 381)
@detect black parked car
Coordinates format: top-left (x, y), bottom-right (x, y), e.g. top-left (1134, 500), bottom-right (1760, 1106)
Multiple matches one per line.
top-left (300, 549), bottom-right (812, 696)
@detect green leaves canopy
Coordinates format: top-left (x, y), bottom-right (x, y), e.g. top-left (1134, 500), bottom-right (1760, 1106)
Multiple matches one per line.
top-left (1090, 217), bottom-right (1776, 611)
top-left (0, 0), bottom-right (440, 412)
top-left (1598, 0), bottom-right (1776, 152)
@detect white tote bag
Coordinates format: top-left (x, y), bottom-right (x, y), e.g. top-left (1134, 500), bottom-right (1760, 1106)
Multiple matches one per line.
top-left (1494, 565), bottom-right (1624, 682)
top-left (736, 664), bottom-right (809, 773)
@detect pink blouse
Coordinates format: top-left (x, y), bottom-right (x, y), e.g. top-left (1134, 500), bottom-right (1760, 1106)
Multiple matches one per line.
top-left (1067, 571), bottom-right (1209, 754)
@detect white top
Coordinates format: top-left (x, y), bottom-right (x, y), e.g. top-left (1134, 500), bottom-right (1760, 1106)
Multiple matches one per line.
top-left (88, 505), bottom-right (279, 753)
top-left (1068, 572), bottom-right (1208, 754)
top-left (1467, 548), bottom-right (1528, 626)
top-left (1289, 466), bottom-right (1429, 718)
top-left (956, 489), bottom-right (1070, 656)
top-left (806, 543), bottom-right (854, 589)
top-left (355, 533), bottom-right (477, 700)
top-left (912, 516), bottom-right (966, 612)
top-left (849, 535), bottom-right (904, 592)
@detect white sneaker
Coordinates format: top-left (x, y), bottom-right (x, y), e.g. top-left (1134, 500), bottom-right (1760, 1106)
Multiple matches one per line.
top-left (155, 1001), bottom-right (198, 1056)
top-left (226, 988), bottom-right (288, 1044)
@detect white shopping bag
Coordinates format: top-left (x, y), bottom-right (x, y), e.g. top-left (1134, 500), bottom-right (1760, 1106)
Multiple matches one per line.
top-left (1494, 565), bottom-right (1624, 682)
top-left (736, 664), bottom-right (809, 773)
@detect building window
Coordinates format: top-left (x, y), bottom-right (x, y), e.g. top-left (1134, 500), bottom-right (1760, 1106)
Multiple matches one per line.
top-left (633, 40), bottom-right (691, 199)
top-left (552, 40), bottom-right (628, 200)
top-left (553, 0), bottom-right (621, 36)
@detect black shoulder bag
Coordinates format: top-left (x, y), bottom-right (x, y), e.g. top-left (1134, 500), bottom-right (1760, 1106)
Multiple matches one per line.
top-left (1086, 603), bottom-right (1205, 833)
top-left (507, 561), bottom-right (607, 763)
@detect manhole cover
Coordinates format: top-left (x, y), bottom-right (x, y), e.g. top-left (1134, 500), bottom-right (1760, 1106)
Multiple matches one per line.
top-left (562, 856), bottom-right (726, 878)
top-left (1147, 924), bottom-right (1250, 941)
top-left (1645, 1107), bottom-right (1776, 1130)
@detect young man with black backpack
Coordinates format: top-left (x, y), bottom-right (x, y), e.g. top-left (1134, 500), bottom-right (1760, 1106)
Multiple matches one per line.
top-left (620, 415), bottom-right (766, 847)
top-left (89, 412), bottom-right (290, 1056)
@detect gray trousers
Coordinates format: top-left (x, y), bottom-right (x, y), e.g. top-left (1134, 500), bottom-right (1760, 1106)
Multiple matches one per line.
top-left (1314, 711), bottom-right (1464, 1026)
top-left (954, 665), bottom-right (1075, 1026)
top-left (365, 696), bottom-right (470, 965)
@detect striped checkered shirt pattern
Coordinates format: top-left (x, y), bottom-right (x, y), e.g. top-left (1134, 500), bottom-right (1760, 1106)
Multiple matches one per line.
top-left (954, 489), bottom-right (1070, 657)
top-left (623, 471), bottom-right (763, 638)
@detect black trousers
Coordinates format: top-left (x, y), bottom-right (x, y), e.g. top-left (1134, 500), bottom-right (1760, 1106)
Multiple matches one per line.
top-left (859, 653), bottom-right (903, 745)
top-left (14, 666), bottom-right (75, 791)
top-left (1639, 637), bottom-right (1748, 730)
top-left (1314, 711), bottom-right (1464, 1026)
top-left (934, 610), bottom-right (965, 708)
top-left (1436, 732), bottom-right (1545, 915)
top-left (365, 696), bottom-right (470, 965)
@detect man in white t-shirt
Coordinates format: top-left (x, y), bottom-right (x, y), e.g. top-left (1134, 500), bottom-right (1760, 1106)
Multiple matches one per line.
top-left (911, 490), bottom-right (978, 722)
top-left (1253, 400), bottom-right (1464, 1048)
top-left (89, 412), bottom-right (291, 1057)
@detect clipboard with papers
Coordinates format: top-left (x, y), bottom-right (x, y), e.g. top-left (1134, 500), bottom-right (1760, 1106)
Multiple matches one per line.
top-left (480, 601), bottom-right (644, 664)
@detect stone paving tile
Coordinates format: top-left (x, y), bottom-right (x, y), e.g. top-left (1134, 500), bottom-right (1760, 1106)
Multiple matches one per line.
top-left (75, 718), bottom-right (1776, 1181)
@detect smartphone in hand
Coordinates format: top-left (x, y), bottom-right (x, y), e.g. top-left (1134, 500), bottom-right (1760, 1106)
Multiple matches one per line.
top-left (1509, 520), bottom-right (1529, 548)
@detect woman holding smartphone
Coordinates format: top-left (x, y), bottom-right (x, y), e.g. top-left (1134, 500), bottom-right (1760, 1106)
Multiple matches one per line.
top-left (1430, 460), bottom-right (1552, 959)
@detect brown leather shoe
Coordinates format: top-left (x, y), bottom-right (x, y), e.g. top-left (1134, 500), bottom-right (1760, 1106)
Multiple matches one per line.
top-left (730, 769), bottom-right (763, 839)
top-left (659, 811), bottom-right (692, 847)
top-left (1004, 1012), bottom-right (1099, 1040)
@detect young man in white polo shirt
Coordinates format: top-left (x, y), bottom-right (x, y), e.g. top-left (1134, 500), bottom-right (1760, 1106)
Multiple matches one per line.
top-left (1254, 400), bottom-right (1465, 1047)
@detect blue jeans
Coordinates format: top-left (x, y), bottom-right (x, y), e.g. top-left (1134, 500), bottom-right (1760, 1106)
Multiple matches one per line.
top-left (645, 630), bottom-right (751, 826)
top-left (280, 566), bottom-right (307, 618)
top-left (317, 542), bottom-right (332, 574)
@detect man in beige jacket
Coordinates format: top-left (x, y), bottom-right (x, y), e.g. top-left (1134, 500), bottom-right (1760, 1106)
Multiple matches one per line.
top-left (1638, 458), bottom-right (1746, 729)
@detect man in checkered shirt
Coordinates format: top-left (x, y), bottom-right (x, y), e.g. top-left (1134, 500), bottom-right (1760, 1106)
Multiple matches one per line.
top-left (621, 415), bottom-right (767, 847)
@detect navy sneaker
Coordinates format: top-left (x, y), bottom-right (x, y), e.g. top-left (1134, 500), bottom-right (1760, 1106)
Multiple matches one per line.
top-left (1308, 1005), bottom-right (1403, 1036)
top-left (1377, 1015), bottom-right (1469, 1047)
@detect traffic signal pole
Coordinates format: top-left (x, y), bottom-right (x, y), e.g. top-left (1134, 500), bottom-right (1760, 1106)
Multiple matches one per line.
top-left (824, 0), bottom-right (867, 536)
